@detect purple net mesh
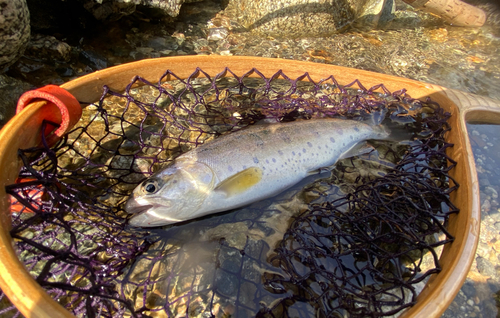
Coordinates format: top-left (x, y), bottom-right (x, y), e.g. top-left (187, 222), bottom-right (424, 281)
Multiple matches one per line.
top-left (2, 68), bottom-right (457, 318)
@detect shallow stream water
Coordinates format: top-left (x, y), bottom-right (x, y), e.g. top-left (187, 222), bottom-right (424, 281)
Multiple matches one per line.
top-left (2, 0), bottom-right (500, 317)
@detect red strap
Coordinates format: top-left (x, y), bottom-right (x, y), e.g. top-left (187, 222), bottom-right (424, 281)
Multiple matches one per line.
top-left (16, 85), bottom-right (82, 145)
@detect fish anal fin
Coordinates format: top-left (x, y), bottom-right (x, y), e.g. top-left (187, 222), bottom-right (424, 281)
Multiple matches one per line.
top-left (307, 166), bottom-right (333, 176)
top-left (339, 142), bottom-right (374, 160)
top-left (215, 167), bottom-right (263, 197)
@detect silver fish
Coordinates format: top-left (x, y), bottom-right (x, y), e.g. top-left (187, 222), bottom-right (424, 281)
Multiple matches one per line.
top-left (125, 118), bottom-right (391, 227)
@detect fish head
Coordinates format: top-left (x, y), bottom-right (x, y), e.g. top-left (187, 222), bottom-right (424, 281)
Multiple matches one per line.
top-left (125, 159), bottom-right (215, 227)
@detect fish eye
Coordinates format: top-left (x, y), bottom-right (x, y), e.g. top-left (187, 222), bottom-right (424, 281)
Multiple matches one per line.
top-left (143, 180), bottom-right (159, 194)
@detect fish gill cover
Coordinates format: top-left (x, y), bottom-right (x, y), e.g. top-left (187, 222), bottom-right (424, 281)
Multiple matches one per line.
top-left (2, 68), bottom-right (457, 318)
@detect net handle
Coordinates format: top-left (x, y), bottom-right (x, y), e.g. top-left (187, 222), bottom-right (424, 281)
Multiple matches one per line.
top-left (16, 85), bottom-right (82, 146)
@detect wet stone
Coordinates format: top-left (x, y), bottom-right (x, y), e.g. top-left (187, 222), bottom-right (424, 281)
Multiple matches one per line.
top-left (215, 270), bottom-right (239, 298)
top-left (238, 281), bottom-right (258, 308)
top-left (243, 238), bottom-right (267, 260)
top-left (219, 245), bottom-right (242, 274)
top-left (241, 258), bottom-right (262, 283)
top-left (24, 34), bottom-right (71, 62)
top-left (55, 66), bottom-right (74, 77)
top-left (79, 50), bottom-right (108, 70)
top-left (462, 279), bottom-right (477, 298)
top-left (207, 27), bottom-right (229, 41)
top-left (476, 256), bottom-right (497, 278)
top-left (147, 36), bottom-right (179, 51)
top-left (485, 186), bottom-right (499, 199)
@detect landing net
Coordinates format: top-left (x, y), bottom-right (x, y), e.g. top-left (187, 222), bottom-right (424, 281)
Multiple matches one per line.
top-left (2, 68), bottom-right (457, 317)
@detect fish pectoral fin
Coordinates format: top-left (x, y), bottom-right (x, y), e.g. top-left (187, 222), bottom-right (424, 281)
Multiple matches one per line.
top-left (215, 167), bottom-right (263, 197)
top-left (339, 142), bottom-right (375, 160)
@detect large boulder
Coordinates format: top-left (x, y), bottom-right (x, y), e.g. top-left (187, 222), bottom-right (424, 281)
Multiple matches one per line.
top-left (0, 0), bottom-right (30, 73)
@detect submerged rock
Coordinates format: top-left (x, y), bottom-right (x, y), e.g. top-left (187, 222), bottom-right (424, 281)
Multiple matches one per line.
top-left (223, 0), bottom-right (395, 37)
top-left (24, 34), bottom-right (72, 62)
top-left (0, 0), bottom-right (30, 73)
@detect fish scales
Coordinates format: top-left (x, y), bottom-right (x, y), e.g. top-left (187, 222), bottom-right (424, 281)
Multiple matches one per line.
top-left (125, 118), bottom-right (389, 227)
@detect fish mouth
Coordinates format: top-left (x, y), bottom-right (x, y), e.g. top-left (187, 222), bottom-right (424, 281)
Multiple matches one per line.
top-left (124, 198), bottom-right (153, 215)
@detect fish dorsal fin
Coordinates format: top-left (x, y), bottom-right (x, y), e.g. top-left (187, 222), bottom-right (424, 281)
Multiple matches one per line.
top-left (339, 142), bottom-right (374, 160)
top-left (215, 167), bottom-right (263, 197)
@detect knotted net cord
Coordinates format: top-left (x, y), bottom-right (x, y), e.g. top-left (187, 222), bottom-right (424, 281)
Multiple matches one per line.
top-left (2, 68), bottom-right (456, 317)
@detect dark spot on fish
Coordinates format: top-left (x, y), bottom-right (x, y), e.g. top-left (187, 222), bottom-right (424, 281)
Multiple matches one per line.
top-left (285, 162), bottom-right (288, 165)
top-left (263, 167), bottom-right (266, 170)
top-left (292, 151), bottom-right (296, 156)
top-left (243, 165), bottom-right (247, 169)
top-left (330, 137), bottom-right (335, 143)
top-left (266, 160), bottom-right (269, 164)
top-left (318, 146), bottom-right (321, 149)
top-left (299, 153), bottom-right (302, 156)
top-left (354, 127), bottom-right (360, 132)
top-left (302, 148), bottom-right (306, 153)
top-left (250, 133), bottom-right (265, 147)
top-left (350, 135), bottom-right (353, 140)
top-left (228, 165), bottom-right (233, 172)
top-left (253, 157), bottom-right (259, 164)
top-left (282, 134), bottom-right (292, 143)
top-left (272, 158), bottom-right (276, 163)
top-left (307, 142), bottom-right (312, 148)
top-left (325, 145), bottom-right (329, 148)
top-left (278, 150), bottom-right (284, 155)
top-left (338, 129), bottom-right (343, 135)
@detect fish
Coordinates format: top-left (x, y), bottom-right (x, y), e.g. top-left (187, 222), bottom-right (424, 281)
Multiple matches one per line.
top-left (124, 118), bottom-right (394, 227)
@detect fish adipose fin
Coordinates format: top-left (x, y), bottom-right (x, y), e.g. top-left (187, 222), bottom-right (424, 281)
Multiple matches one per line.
top-left (215, 167), bottom-right (263, 197)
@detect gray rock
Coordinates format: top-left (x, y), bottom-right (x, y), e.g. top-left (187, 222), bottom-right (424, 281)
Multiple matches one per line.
top-left (147, 36), bottom-right (179, 51)
top-left (476, 256), bottom-right (497, 278)
top-left (0, 74), bottom-right (32, 127)
top-left (24, 34), bottom-right (72, 62)
top-left (79, 50), bottom-right (108, 70)
top-left (81, 0), bottom-right (205, 20)
top-left (81, 0), bottom-right (136, 21)
top-left (484, 186), bottom-right (499, 199)
top-left (461, 279), bottom-right (477, 298)
top-left (0, 0), bottom-right (31, 73)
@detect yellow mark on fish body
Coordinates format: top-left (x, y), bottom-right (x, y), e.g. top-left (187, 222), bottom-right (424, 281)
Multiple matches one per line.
top-left (215, 167), bottom-right (263, 197)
